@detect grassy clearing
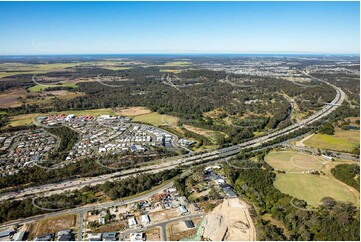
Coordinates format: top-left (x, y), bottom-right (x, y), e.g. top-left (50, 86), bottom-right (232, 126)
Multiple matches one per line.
top-left (32, 214), bottom-right (77, 237)
top-left (163, 61), bottom-right (192, 66)
top-left (203, 108), bottom-right (225, 119)
top-left (101, 66), bottom-right (133, 71)
top-left (6, 108), bottom-right (115, 127)
top-left (28, 83), bottom-right (77, 92)
top-left (0, 89), bottom-right (84, 108)
top-left (0, 61), bottom-right (139, 78)
top-left (0, 63), bottom-right (78, 78)
top-left (264, 150), bottom-right (324, 172)
top-left (275, 173), bottom-right (357, 207)
top-left (183, 124), bottom-right (226, 144)
top-left (116, 106), bottom-right (152, 117)
top-left (304, 128), bottom-right (359, 152)
top-left (0, 88), bottom-right (27, 108)
top-left (132, 112), bottom-right (179, 126)
top-left (188, 189), bottom-right (211, 201)
top-left (159, 69), bottom-right (183, 73)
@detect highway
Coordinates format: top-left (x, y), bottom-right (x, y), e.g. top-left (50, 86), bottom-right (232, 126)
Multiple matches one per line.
top-left (0, 74), bottom-right (346, 203)
top-left (0, 74), bottom-right (349, 241)
top-left (0, 74), bottom-right (347, 233)
top-left (0, 178), bottom-right (176, 230)
top-left (0, 170), bottom-right (193, 231)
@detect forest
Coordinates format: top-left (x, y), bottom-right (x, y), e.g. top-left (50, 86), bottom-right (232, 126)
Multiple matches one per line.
top-left (331, 164), bottom-right (360, 191)
top-left (223, 158), bottom-right (360, 241)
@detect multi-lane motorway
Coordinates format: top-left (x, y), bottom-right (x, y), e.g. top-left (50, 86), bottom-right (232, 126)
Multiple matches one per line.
top-left (0, 74), bottom-right (347, 236)
top-left (0, 74), bottom-right (346, 203)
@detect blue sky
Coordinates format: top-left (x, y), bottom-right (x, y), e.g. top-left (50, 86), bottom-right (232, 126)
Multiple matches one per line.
top-left (0, 1), bottom-right (359, 55)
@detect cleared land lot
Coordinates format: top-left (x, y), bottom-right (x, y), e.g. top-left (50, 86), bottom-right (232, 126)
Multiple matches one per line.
top-left (264, 150), bottom-right (324, 172)
top-left (202, 198), bottom-right (256, 241)
top-left (167, 217), bottom-right (202, 241)
top-left (0, 88), bottom-right (27, 108)
top-left (29, 214), bottom-right (77, 238)
top-left (116, 106), bottom-right (152, 117)
top-left (275, 173), bottom-right (357, 207)
top-left (133, 112), bottom-right (179, 126)
top-left (0, 88), bottom-right (84, 108)
top-left (183, 125), bottom-right (226, 144)
top-left (145, 227), bottom-right (161, 241)
top-left (304, 128), bottom-right (359, 152)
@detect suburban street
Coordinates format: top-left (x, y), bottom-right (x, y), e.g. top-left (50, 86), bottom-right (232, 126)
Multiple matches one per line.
top-left (0, 74), bottom-right (349, 234)
top-left (0, 73), bottom-right (346, 204)
top-left (118, 213), bottom-right (205, 241)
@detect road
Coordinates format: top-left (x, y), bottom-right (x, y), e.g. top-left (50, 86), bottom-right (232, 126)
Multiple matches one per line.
top-left (282, 142), bottom-right (359, 161)
top-left (0, 73), bottom-right (348, 233)
top-left (118, 213), bottom-right (204, 241)
top-left (0, 74), bottom-right (346, 202)
top-left (77, 211), bottom-right (84, 241)
top-left (0, 169), bottom-right (193, 230)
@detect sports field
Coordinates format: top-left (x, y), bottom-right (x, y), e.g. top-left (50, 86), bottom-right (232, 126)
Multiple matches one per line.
top-left (275, 173), bottom-right (357, 207)
top-left (304, 128), bottom-right (359, 152)
top-left (132, 112), bottom-right (179, 126)
top-left (264, 150), bottom-right (324, 172)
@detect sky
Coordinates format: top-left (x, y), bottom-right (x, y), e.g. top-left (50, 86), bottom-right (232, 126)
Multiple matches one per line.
top-left (0, 1), bottom-right (359, 55)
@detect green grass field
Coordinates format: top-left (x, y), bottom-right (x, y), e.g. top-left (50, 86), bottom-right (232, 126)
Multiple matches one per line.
top-left (28, 83), bottom-right (77, 92)
top-left (163, 61), bottom-right (192, 66)
top-left (0, 63), bottom-right (79, 78)
top-left (132, 112), bottom-right (179, 126)
top-left (265, 150), bottom-right (324, 172)
top-left (275, 173), bottom-right (357, 207)
top-left (304, 128), bottom-right (359, 152)
top-left (0, 61), bottom-right (138, 78)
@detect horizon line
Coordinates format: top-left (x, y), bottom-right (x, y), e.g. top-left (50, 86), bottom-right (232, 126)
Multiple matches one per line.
top-left (0, 52), bottom-right (360, 57)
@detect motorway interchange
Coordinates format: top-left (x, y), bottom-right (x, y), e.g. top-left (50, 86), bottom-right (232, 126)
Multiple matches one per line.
top-left (0, 74), bottom-right (347, 238)
top-left (0, 73), bottom-right (346, 204)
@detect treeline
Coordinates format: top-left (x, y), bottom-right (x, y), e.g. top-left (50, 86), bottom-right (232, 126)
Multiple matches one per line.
top-left (331, 164), bottom-right (360, 191)
top-left (0, 114), bottom-right (9, 128)
top-left (223, 159), bottom-right (360, 240)
top-left (0, 169), bottom-right (181, 223)
top-left (0, 149), bottom-right (174, 191)
top-left (318, 122), bottom-right (335, 135)
top-left (46, 126), bottom-right (79, 161)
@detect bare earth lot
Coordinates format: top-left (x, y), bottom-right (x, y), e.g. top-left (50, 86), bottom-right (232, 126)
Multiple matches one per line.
top-left (0, 88), bottom-right (27, 108)
top-left (116, 106), bottom-right (152, 117)
top-left (28, 214), bottom-right (77, 238)
top-left (201, 198), bottom-right (256, 241)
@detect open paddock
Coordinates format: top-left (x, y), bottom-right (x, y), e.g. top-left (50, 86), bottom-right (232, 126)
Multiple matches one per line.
top-left (133, 112), bottom-right (179, 126)
top-left (275, 173), bottom-right (357, 207)
top-left (264, 150), bottom-right (324, 172)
